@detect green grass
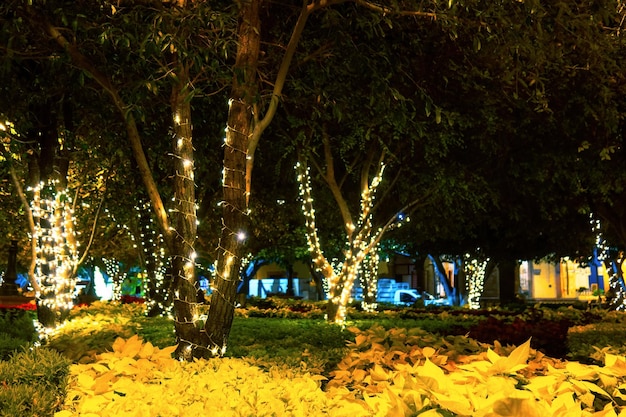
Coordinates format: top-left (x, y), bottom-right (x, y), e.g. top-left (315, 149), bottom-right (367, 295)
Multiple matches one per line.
top-left (225, 317), bottom-right (351, 372)
top-left (132, 316), bottom-right (352, 373)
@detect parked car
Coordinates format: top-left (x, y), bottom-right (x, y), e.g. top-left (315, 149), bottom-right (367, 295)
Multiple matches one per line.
top-left (393, 289), bottom-right (450, 307)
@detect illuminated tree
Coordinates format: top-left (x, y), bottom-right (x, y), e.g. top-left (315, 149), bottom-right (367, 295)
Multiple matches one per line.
top-left (0, 94), bottom-right (101, 326)
top-left (105, 201), bottom-right (168, 309)
top-left (2, 0), bottom-right (233, 356)
top-left (297, 141), bottom-right (420, 323)
top-left (463, 253), bottom-right (490, 309)
top-left (202, 0), bottom-right (441, 349)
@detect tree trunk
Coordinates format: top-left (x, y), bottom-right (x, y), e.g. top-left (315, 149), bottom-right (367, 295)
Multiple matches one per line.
top-left (238, 259), bottom-right (270, 307)
top-left (29, 102), bottom-right (76, 328)
top-left (307, 262), bottom-right (326, 301)
top-left (429, 255), bottom-right (454, 302)
top-left (168, 66), bottom-right (202, 360)
top-left (498, 259), bottom-right (518, 305)
top-left (286, 264), bottom-right (295, 296)
top-left (360, 252), bottom-right (379, 310)
top-left (326, 259), bottom-right (358, 323)
top-left (202, 0), bottom-right (261, 356)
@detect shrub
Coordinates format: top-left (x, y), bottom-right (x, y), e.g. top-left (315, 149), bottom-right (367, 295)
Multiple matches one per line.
top-left (0, 347), bottom-right (71, 417)
top-left (0, 309), bottom-right (37, 340)
top-left (1, 347), bottom-right (71, 389)
top-left (467, 316), bottom-right (572, 358)
top-left (0, 309), bottom-right (37, 360)
top-left (568, 322), bottom-right (626, 364)
top-left (0, 383), bottom-right (62, 417)
top-left (0, 333), bottom-right (29, 361)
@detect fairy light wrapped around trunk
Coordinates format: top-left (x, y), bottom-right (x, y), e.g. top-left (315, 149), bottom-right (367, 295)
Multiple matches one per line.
top-left (31, 180), bottom-right (79, 327)
top-left (464, 254), bottom-right (488, 309)
top-left (359, 248), bottom-right (379, 312)
top-left (593, 214), bottom-right (626, 311)
top-left (295, 159), bottom-right (387, 325)
top-left (105, 203), bottom-right (168, 311)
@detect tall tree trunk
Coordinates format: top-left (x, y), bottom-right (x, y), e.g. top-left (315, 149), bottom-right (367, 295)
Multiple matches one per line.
top-left (29, 101), bottom-right (77, 328)
top-left (169, 66), bottom-right (202, 359)
top-left (202, 0), bottom-right (261, 356)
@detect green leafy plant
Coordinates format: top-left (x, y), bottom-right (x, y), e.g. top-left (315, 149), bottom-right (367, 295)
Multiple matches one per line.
top-left (0, 347), bottom-right (71, 417)
top-left (568, 322), bottom-right (626, 364)
top-left (0, 310), bottom-right (37, 359)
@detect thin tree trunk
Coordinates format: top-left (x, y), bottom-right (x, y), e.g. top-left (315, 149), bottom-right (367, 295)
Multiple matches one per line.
top-left (360, 251), bottom-right (379, 309)
top-left (8, 165), bottom-right (40, 293)
top-left (430, 255), bottom-right (454, 301)
top-left (286, 264), bottom-right (295, 296)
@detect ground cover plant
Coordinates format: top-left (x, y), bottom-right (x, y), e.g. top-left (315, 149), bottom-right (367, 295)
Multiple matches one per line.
top-left (55, 325), bottom-right (626, 416)
top-left (3, 300), bottom-right (626, 416)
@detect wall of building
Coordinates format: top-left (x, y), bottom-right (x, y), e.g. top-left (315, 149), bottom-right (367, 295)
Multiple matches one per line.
top-left (523, 259), bottom-right (611, 302)
top-left (251, 261), bottom-right (317, 299)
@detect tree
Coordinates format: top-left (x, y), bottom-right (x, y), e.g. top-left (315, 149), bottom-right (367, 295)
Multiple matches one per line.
top-left (281, 5), bottom-right (439, 322)
top-left (0, 28), bottom-right (119, 325)
top-left (203, 0), bottom-right (443, 345)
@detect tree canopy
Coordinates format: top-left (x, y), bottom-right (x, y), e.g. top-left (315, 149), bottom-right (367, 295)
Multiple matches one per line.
top-left (2, 0), bottom-right (626, 349)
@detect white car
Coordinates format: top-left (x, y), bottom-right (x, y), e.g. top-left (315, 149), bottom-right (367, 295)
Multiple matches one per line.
top-left (394, 289), bottom-right (450, 306)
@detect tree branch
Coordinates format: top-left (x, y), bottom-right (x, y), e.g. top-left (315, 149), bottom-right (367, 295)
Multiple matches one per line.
top-left (322, 130), bottom-right (355, 236)
top-left (353, 0), bottom-right (438, 18)
top-left (27, 5), bottom-right (174, 251)
top-left (246, 0), bottom-right (312, 204)
top-left (8, 165), bottom-right (41, 293)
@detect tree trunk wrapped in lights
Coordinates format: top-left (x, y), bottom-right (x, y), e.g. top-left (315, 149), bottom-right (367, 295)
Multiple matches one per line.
top-left (32, 182), bottom-right (79, 327)
top-left (464, 254), bottom-right (489, 310)
top-left (105, 202), bottom-right (168, 309)
top-left (138, 222), bottom-right (168, 315)
top-left (605, 252), bottom-right (626, 310)
top-left (23, 97), bottom-right (80, 328)
top-left (359, 249), bottom-right (380, 312)
top-left (202, 0), bottom-right (311, 355)
top-left (101, 258), bottom-right (123, 301)
top-left (296, 157), bottom-right (389, 324)
top-left (169, 65), bottom-right (203, 359)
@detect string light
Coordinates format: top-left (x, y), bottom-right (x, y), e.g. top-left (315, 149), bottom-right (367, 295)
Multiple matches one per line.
top-left (296, 159), bottom-right (387, 325)
top-left (359, 249), bottom-right (379, 312)
top-left (107, 202), bottom-right (168, 313)
top-left (102, 257), bottom-right (122, 300)
top-left (464, 253), bottom-right (488, 309)
top-left (591, 214), bottom-right (626, 310)
top-left (30, 180), bottom-right (79, 323)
